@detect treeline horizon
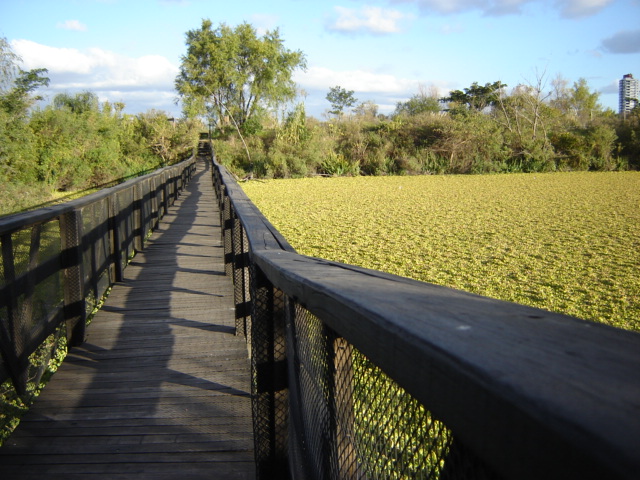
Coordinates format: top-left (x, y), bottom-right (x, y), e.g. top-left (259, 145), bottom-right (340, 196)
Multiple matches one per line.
top-left (3, 23), bottom-right (640, 218)
top-left (214, 78), bottom-right (640, 179)
top-left (1, 35), bottom-right (206, 217)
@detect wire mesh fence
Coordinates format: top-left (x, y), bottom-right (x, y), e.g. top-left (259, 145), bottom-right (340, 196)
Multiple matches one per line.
top-left (0, 157), bottom-right (196, 432)
top-left (287, 304), bottom-right (501, 480)
top-left (215, 153), bottom-right (502, 479)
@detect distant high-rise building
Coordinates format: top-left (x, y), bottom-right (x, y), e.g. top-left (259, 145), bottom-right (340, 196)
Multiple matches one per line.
top-left (619, 73), bottom-right (639, 115)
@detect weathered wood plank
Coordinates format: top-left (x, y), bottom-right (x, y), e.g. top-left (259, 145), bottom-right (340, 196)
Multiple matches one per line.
top-left (0, 159), bottom-right (255, 479)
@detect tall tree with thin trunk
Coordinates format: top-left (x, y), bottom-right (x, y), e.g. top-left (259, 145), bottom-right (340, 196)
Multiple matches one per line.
top-left (175, 20), bottom-right (306, 131)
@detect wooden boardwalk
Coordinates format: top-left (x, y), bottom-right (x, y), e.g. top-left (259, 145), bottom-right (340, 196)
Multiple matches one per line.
top-left (0, 159), bottom-right (255, 479)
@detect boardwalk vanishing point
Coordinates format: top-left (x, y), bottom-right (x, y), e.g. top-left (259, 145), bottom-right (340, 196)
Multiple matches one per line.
top-left (0, 159), bottom-right (255, 479)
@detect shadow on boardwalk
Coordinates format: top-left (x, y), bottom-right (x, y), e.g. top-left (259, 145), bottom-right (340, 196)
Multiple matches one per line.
top-left (0, 160), bottom-right (255, 480)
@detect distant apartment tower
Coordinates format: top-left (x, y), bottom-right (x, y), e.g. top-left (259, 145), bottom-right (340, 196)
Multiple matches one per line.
top-left (619, 73), bottom-right (639, 115)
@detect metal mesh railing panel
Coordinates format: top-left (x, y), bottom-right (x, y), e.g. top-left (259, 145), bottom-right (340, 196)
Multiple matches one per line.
top-left (223, 197), bottom-right (233, 277)
top-left (115, 186), bottom-right (135, 269)
top-left (0, 219), bottom-right (64, 394)
top-left (287, 304), bottom-right (500, 480)
top-left (232, 216), bottom-right (251, 337)
top-left (1, 156), bottom-right (196, 422)
top-left (287, 303), bottom-right (337, 479)
top-left (80, 198), bottom-right (111, 314)
top-left (249, 263), bottom-right (289, 478)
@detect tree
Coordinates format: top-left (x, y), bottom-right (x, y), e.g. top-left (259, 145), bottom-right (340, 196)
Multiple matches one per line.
top-left (0, 37), bottom-right (21, 92)
top-left (175, 20), bottom-right (306, 130)
top-left (0, 54), bottom-right (49, 185)
top-left (53, 91), bottom-right (99, 115)
top-left (326, 85), bottom-right (357, 117)
top-left (550, 76), bottom-right (602, 125)
top-left (0, 68), bottom-right (49, 117)
top-left (354, 100), bottom-right (379, 119)
top-left (442, 81), bottom-right (506, 112)
top-left (495, 78), bottom-right (556, 171)
top-left (395, 86), bottom-right (441, 116)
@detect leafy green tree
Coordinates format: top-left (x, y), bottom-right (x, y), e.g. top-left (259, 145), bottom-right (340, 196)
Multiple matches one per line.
top-left (616, 105), bottom-right (640, 168)
top-left (53, 91), bottom-right (100, 115)
top-left (0, 37), bottom-right (21, 92)
top-left (0, 44), bottom-right (49, 185)
top-left (550, 77), bottom-right (602, 126)
top-left (0, 68), bottom-right (49, 117)
top-left (175, 20), bottom-right (306, 130)
top-left (354, 100), bottom-right (379, 119)
top-left (326, 85), bottom-right (357, 117)
top-left (569, 78), bottom-right (601, 126)
top-left (442, 81), bottom-right (506, 112)
top-left (395, 91), bottom-right (441, 117)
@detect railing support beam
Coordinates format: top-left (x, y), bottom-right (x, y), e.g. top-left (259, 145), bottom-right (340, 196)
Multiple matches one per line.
top-left (250, 264), bottom-right (289, 480)
top-left (60, 209), bottom-right (86, 347)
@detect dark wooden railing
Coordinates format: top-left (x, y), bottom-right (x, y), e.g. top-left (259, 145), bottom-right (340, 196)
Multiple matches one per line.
top-left (209, 144), bottom-right (640, 480)
top-left (0, 157), bottom-right (196, 397)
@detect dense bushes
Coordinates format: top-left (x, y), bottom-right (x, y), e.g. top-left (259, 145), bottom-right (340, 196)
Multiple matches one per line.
top-left (0, 90), bottom-right (202, 216)
top-left (214, 84), bottom-right (639, 179)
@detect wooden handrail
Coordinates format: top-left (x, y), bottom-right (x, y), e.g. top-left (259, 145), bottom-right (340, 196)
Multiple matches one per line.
top-left (255, 249), bottom-right (640, 480)
top-left (211, 151), bottom-right (640, 480)
top-left (0, 156), bottom-right (197, 395)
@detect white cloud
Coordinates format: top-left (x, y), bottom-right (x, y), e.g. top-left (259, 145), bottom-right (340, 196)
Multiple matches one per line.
top-left (295, 65), bottom-right (460, 116)
top-left (394, 0), bottom-right (533, 15)
top-left (56, 20), bottom-right (88, 31)
top-left (11, 40), bottom-right (178, 88)
top-left (295, 65), bottom-right (419, 94)
top-left (328, 6), bottom-right (413, 34)
top-left (555, 0), bottom-right (613, 18)
top-left (12, 40), bottom-right (93, 73)
top-left (393, 0), bottom-right (613, 17)
top-left (601, 29), bottom-right (640, 54)
top-left (10, 40), bottom-right (180, 114)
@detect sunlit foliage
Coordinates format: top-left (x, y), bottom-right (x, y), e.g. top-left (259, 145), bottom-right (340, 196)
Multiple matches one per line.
top-left (243, 172), bottom-right (640, 332)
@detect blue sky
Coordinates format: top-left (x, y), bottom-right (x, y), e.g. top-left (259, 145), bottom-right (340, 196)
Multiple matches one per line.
top-left (2, 0), bottom-right (639, 118)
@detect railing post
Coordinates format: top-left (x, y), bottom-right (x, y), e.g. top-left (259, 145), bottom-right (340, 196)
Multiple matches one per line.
top-left (60, 209), bottom-right (86, 347)
top-left (151, 176), bottom-right (159, 229)
top-left (162, 171), bottom-right (169, 217)
top-left (251, 264), bottom-right (289, 479)
top-left (134, 182), bottom-right (144, 252)
top-left (232, 216), bottom-right (250, 337)
top-left (0, 231), bottom-right (31, 395)
top-left (108, 196), bottom-right (124, 282)
top-left (222, 196), bottom-right (233, 277)
top-left (332, 337), bottom-right (360, 479)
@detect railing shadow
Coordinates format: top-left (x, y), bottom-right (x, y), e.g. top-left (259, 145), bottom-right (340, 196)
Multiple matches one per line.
top-left (6, 160), bottom-right (254, 471)
top-left (74, 157), bottom-right (248, 399)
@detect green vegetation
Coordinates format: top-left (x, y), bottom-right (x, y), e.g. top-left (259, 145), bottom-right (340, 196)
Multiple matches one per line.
top-left (0, 328), bottom-right (67, 446)
top-left (243, 170), bottom-right (640, 476)
top-left (0, 38), bottom-right (201, 217)
top-left (215, 77), bottom-right (639, 179)
top-left (326, 85), bottom-right (358, 117)
top-left (242, 172), bottom-right (640, 332)
top-left (175, 19), bottom-right (306, 133)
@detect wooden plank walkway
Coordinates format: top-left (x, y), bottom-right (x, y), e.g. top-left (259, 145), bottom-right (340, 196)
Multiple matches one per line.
top-left (0, 159), bottom-right (255, 479)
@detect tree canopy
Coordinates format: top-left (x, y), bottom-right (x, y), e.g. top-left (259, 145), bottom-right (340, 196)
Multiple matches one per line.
top-left (442, 81), bottom-right (506, 112)
top-left (175, 20), bottom-right (306, 131)
top-left (326, 85), bottom-right (357, 117)
top-left (395, 91), bottom-right (441, 117)
top-left (0, 37), bottom-right (21, 92)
